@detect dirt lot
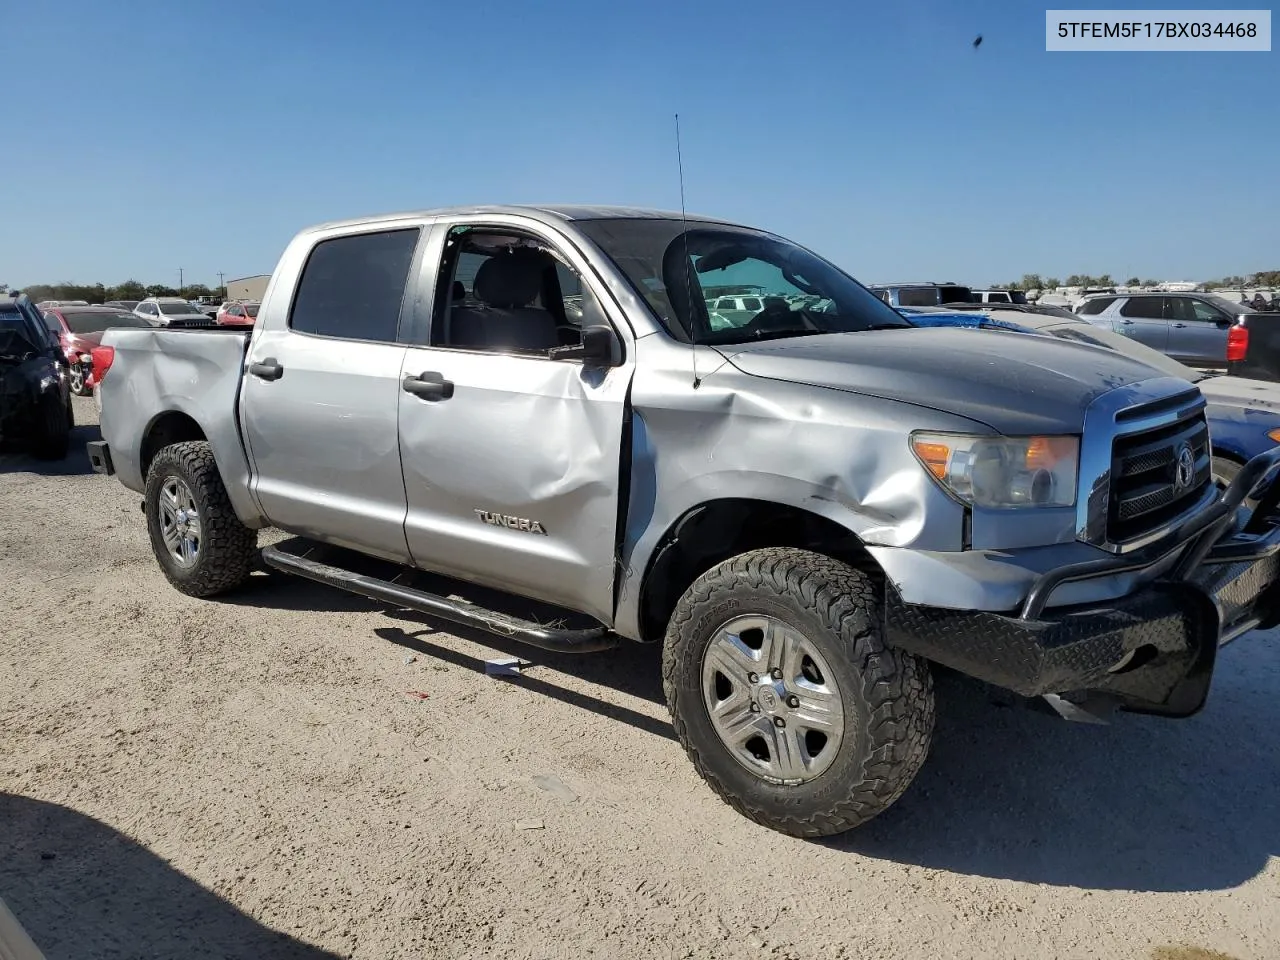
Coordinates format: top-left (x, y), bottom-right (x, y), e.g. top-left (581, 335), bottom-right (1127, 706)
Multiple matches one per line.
top-left (2, 397), bottom-right (1278, 960)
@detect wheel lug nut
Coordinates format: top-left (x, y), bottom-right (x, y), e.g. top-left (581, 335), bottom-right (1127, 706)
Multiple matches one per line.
top-left (770, 668), bottom-right (783, 680)
top-left (773, 717), bottom-right (786, 728)
top-left (786, 695), bottom-right (800, 708)
top-left (747, 672), bottom-right (759, 683)
top-left (749, 703), bottom-right (761, 713)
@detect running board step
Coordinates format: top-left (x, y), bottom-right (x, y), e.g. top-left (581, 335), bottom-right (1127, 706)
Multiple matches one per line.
top-left (260, 543), bottom-right (619, 654)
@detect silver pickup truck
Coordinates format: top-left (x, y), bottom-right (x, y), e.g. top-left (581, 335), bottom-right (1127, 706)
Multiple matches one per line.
top-left (89, 205), bottom-right (1280, 838)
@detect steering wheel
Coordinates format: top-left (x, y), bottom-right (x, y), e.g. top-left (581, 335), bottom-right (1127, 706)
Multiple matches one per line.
top-left (738, 300), bottom-right (813, 339)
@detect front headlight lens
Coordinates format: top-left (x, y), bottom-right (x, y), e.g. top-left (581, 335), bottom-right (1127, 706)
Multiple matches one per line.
top-left (911, 432), bottom-right (1079, 508)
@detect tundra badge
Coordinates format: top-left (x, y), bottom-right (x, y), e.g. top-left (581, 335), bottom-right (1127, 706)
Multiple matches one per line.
top-left (474, 509), bottom-right (548, 535)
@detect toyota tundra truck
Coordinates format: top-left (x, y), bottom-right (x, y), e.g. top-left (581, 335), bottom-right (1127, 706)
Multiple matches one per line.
top-left (89, 205), bottom-right (1280, 837)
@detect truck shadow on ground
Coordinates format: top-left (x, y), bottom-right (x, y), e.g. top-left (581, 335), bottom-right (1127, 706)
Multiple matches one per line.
top-left (0, 793), bottom-right (342, 960)
top-left (225, 561), bottom-right (673, 742)
top-left (228, 545), bottom-right (1277, 893)
top-left (833, 634), bottom-right (1280, 892)
top-left (0, 423), bottom-right (101, 476)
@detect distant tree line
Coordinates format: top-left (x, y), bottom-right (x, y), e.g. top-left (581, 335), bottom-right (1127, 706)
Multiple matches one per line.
top-left (994, 271), bottom-right (1280, 291)
top-left (5, 280), bottom-right (227, 303)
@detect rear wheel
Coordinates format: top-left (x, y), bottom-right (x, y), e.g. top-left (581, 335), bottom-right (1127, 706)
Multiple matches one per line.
top-left (145, 441), bottom-right (257, 597)
top-left (68, 362), bottom-right (89, 396)
top-left (30, 395), bottom-right (70, 460)
top-left (662, 548), bottom-right (935, 837)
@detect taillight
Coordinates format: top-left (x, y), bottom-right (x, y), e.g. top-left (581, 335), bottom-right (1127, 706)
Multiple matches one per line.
top-left (1227, 324), bottom-right (1248, 362)
top-left (91, 345), bottom-right (115, 381)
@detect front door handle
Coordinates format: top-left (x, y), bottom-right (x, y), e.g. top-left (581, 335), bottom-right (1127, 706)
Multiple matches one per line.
top-left (1172, 322), bottom-right (1187, 328)
top-left (249, 357), bottom-right (284, 380)
top-left (1119, 319), bottom-right (1134, 325)
top-left (403, 371), bottom-right (454, 401)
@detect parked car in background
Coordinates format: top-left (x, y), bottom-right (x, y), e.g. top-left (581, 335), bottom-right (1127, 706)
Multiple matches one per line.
top-left (103, 300), bottom-right (141, 311)
top-left (215, 301), bottom-right (259, 326)
top-left (191, 298), bottom-right (221, 320)
top-left (36, 299), bottom-right (89, 310)
top-left (42, 304), bottom-right (152, 395)
top-left (898, 304), bottom-right (1280, 496)
top-left (0, 294), bottom-right (72, 459)
top-left (1225, 306), bottom-right (1280, 384)
top-left (867, 282), bottom-right (973, 307)
top-left (970, 289), bottom-right (1028, 305)
top-left (133, 297), bottom-right (210, 327)
top-left (1076, 291), bottom-right (1263, 368)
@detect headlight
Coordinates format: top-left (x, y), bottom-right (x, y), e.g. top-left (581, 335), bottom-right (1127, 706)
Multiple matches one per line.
top-left (38, 374), bottom-right (58, 391)
top-left (1269, 428), bottom-right (1280, 444)
top-left (911, 432), bottom-right (1079, 508)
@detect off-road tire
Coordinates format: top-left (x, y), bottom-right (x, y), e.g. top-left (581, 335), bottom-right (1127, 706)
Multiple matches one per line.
top-left (30, 396), bottom-right (70, 460)
top-left (662, 547), bottom-right (935, 837)
top-left (145, 441), bottom-right (257, 597)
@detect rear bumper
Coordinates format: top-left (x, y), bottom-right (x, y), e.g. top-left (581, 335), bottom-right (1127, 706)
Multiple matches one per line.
top-left (886, 446), bottom-right (1280, 717)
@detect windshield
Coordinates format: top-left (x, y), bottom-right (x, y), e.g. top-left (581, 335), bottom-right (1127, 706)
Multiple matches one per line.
top-left (0, 307), bottom-right (41, 358)
top-left (158, 301), bottom-right (198, 315)
top-left (63, 310), bottom-right (151, 333)
top-left (1044, 321), bottom-right (1205, 382)
top-left (574, 218), bottom-right (911, 344)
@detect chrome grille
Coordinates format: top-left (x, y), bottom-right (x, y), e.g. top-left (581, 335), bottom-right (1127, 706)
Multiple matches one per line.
top-left (1107, 392), bottom-right (1211, 544)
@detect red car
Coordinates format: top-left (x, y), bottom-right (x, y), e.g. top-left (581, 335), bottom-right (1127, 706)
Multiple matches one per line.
top-left (42, 305), bottom-right (151, 396)
top-left (216, 301), bottom-right (260, 326)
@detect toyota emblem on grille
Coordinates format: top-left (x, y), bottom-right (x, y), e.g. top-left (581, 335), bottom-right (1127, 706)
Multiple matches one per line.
top-left (1174, 442), bottom-right (1196, 490)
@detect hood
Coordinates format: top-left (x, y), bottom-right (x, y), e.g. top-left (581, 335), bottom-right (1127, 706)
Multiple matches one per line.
top-left (722, 327), bottom-right (1182, 435)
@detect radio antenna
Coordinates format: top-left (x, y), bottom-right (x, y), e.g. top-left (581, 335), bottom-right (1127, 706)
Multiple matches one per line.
top-left (675, 113), bottom-right (700, 388)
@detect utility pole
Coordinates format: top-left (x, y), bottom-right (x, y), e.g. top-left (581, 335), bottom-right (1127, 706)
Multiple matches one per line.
top-left (179, 267), bottom-right (184, 293)
top-left (217, 271), bottom-right (225, 292)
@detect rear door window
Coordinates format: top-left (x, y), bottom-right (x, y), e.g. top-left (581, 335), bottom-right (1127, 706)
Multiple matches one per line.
top-left (289, 228), bottom-right (420, 342)
top-left (1119, 296), bottom-right (1163, 319)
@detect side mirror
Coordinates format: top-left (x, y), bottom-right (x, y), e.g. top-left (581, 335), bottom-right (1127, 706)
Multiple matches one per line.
top-left (549, 324), bottom-right (620, 366)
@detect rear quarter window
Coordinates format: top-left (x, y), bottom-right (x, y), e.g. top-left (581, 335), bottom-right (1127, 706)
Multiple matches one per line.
top-left (1078, 297), bottom-right (1117, 316)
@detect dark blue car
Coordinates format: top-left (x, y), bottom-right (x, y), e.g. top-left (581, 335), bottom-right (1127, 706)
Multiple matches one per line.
top-left (897, 305), bottom-right (1280, 494)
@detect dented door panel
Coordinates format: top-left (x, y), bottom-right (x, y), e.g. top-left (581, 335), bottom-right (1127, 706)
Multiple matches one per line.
top-left (398, 348), bottom-right (632, 622)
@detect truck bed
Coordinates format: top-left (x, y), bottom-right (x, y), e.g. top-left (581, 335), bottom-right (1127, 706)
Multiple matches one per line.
top-left (97, 326), bottom-right (262, 526)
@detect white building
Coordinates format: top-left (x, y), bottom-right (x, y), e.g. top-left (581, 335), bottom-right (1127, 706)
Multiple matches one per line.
top-left (226, 274), bottom-right (270, 301)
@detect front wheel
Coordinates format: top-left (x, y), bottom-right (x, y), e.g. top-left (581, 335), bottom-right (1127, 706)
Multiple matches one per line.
top-left (1212, 455), bottom-right (1257, 508)
top-left (145, 441), bottom-right (257, 597)
top-left (662, 548), bottom-right (935, 837)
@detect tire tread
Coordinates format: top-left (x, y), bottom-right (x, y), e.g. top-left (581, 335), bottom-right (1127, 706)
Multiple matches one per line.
top-left (662, 547), bottom-right (935, 837)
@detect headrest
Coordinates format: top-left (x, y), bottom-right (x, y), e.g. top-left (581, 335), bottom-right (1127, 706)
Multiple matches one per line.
top-left (473, 251), bottom-right (546, 308)
top-left (451, 280), bottom-right (465, 302)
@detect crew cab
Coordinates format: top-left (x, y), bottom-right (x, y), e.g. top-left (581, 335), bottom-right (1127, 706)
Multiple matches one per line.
top-left (90, 205), bottom-right (1280, 838)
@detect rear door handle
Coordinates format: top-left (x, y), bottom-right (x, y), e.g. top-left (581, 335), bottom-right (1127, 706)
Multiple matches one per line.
top-left (1172, 323), bottom-right (1187, 328)
top-left (249, 358), bottom-right (284, 380)
top-left (403, 371), bottom-right (454, 401)
top-left (1119, 319), bottom-right (1134, 324)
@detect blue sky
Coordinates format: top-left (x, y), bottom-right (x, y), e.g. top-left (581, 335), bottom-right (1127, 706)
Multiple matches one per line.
top-left (4, 0), bottom-right (1276, 289)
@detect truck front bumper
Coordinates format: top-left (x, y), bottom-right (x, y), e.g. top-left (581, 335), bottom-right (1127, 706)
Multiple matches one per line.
top-left (886, 447), bottom-right (1280, 717)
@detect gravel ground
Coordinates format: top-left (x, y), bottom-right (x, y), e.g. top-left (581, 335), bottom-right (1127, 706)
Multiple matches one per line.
top-left (1, 396), bottom-right (1277, 960)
